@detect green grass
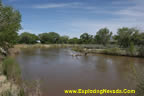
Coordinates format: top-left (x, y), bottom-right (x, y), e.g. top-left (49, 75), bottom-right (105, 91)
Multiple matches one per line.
top-left (103, 48), bottom-right (126, 55)
top-left (1, 56), bottom-right (42, 96)
top-left (138, 46), bottom-right (144, 57)
top-left (2, 57), bottom-right (21, 84)
top-left (136, 79), bottom-right (144, 96)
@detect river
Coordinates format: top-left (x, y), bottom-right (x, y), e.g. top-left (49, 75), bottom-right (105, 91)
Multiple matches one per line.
top-left (16, 48), bottom-right (144, 96)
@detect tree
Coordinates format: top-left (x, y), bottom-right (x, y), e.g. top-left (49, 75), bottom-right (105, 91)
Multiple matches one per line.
top-left (59, 35), bottom-right (69, 44)
top-left (114, 27), bottom-right (140, 48)
top-left (0, 0), bottom-right (21, 50)
top-left (80, 33), bottom-right (93, 44)
top-left (38, 33), bottom-right (48, 44)
top-left (68, 37), bottom-right (80, 44)
top-left (19, 32), bottom-right (38, 44)
top-left (94, 28), bottom-right (112, 46)
top-left (39, 32), bottom-right (60, 44)
top-left (138, 33), bottom-right (144, 45)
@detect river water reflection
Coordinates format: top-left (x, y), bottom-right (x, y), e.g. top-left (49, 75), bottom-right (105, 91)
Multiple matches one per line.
top-left (16, 48), bottom-right (144, 96)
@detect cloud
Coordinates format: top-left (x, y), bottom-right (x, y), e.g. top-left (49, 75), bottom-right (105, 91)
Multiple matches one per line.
top-left (32, 2), bottom-right (105, 10)
top-left (116, 9), bottom-right (144, 17)
top-left (32, 0), bottom-right (144, 18)
top-left (111, 0), bottom-right (134, 5)
top-left (112, 0), bottom-right (144, 17)
top-left (33, 2), bottom-right (82, 9)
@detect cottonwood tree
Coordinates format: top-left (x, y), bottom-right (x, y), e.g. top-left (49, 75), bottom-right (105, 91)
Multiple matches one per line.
top-left (19, 32), bottom-right (39, 44)
top-left (68, 37), bottom-right (80, 44)
top-left (114, 27), bottom-right (140, 48)
top-left (95, 28), bottom-right (112, 46)
top-left (0, 0), bottom-right (21, 51)
top-left (59, 35), bottom-right (69, 44)
top-left (39, 32), bottom-right (60, 44)
top-left (80, 33), bottom-right (93, 44)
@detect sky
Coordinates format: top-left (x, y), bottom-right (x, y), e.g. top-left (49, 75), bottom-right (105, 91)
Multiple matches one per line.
top-left (3, 0), bottom-right (144, 37)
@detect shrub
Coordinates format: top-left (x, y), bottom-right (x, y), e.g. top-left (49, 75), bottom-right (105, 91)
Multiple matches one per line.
top-left (138, 46), bottom-right (144, 56)
top-left (2, 57), bottom-right (21, 83)
top-left (103, 48), bottom-right (122, 55)
top-left (136, 79), bottom-right (144, 96)
top-left (128, 42), bottom-right (136, 56)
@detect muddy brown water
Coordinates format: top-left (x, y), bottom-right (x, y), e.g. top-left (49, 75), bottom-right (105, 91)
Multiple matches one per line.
top-left (16, 48), bottom-right (144, 96)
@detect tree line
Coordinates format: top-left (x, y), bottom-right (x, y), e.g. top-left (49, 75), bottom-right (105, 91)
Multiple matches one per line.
top-left (0, 0), bottom-right (144, 51)
top-left (18, 27), bottom-right (144, 48)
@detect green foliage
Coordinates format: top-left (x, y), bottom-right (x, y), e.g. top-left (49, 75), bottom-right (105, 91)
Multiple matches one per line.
top-left (94, 28), bottom-right (112, 46)
top-left (68, 37), bottom-right (80, 44)
top-left (128, 42), bottom-right (136, 56)
top-left (19, 32), bottom-right (38, 44)
top-left (136, 79), bottom-right (144, 96)
top-left (138, 46), bottom-right (144, 56)
top-left (0, 1), bottom-right (21, 49)
top-left (103, 48), bottom-right (122, 55)
top-left (114, 27), bottom-right (140, 48)
top-left (18, 88), bottom-right (25, 96)
top-left (80, 33), bottom-right (93, 44)
top-left (138, 33), bottom-right (144, 45)
top-left (59, 35), bottom-right (69, 44)
top-left (2, 57), bottom-right (21, 83)
top-left (39, 32), bottom-right (60, 44)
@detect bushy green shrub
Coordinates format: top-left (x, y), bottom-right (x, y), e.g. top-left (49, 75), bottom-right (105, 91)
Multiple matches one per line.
top-left (138, 46), bottom-right (144, 56)
top-left (103, 48), bottom-right (122, 55)
top-left (128, 42), bottom-right (136, 56)
top-left (2, 57), bottom-right (21, 83)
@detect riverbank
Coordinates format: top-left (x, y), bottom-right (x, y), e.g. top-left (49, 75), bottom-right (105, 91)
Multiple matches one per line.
top-left (0, 45), bottom-right (42, 96)
top-left (14, 44), bottom-right (144, 57)
top-left (0, 75), bottom-right (20, 96)
top-left (72, 46), bottom-right (144, 57)
top-left (0, 52), bottom-right (22, 95)
top-left (0, 44), bottom-right (73, 96)
top-left (0, 44), bottom-right (144, 96)
top-left (14, 44), bottom-right (76, 49)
